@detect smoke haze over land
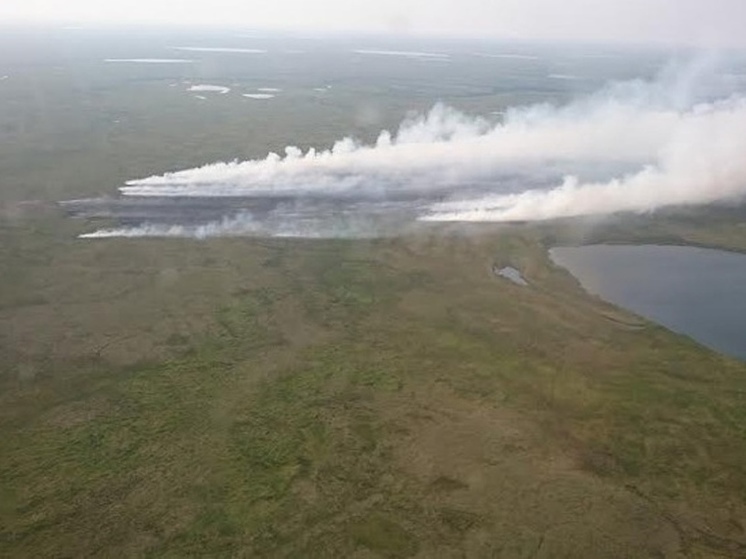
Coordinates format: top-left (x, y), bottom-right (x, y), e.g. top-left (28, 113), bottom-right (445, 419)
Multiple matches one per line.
top-left (71, 58), bottom-right (746, 239)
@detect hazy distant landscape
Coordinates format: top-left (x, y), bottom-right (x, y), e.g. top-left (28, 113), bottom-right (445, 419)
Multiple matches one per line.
top-left (3, 25), bottom-right (746, 558)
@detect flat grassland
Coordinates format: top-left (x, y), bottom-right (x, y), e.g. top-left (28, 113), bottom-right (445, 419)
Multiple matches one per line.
top-left (2, 32), bottom-right (746, 557)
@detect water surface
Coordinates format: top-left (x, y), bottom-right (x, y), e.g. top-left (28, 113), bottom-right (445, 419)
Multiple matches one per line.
top-left (550, 245), bottom-right (746, 361)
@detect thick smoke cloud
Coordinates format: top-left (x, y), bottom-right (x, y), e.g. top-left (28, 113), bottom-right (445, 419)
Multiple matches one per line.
top-left (79, 59), bottom-right (746, 238)
top-left (426, 95), bottom-right (746, 222)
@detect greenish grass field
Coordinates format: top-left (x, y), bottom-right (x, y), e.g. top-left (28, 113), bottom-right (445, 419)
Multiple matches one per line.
top-left (2, 31), bottom-right (746, 557)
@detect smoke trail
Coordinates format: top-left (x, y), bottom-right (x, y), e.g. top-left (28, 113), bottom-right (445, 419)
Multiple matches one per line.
top-left (424, 96), bottom-right (746, 222)
top-left (78, 200), bottom-right (421, 239)
top-left (120, 99), bottom-right (679, 200)
top-left (79, 212), bottom-right (260, 239)
top-left (76, 58), bottom-right (746, 238)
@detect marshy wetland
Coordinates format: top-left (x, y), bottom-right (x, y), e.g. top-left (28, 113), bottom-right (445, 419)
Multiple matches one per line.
top-left (3, 27), bottom-right (746, 558)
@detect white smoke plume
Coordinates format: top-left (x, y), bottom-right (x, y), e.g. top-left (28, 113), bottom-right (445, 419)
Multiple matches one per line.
top-left (79, 212), bottom-right (260, 239)
top-left (425, 95), bottom-right (746, 222)
top-left (79, 58), bottom-right (746, 238)
top-left (122, 96), bottom-right (681, 200)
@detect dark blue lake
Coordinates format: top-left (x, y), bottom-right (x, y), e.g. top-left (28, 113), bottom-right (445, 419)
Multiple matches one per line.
top-left (550, 245), bottom-right (746, 361)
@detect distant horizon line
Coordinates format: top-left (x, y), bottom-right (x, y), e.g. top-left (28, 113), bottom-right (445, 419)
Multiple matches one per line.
top-left (1, 21), bottom-right (743, 52)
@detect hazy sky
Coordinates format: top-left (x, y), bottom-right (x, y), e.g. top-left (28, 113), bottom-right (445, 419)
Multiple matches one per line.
top-left (3, 0), bottom-right (746, 47)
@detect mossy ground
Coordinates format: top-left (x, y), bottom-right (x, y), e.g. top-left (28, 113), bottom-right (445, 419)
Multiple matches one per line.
top-left (3, 215), bottom-right (746, 557)
top-left (3, 35), bottom-right (746, 556)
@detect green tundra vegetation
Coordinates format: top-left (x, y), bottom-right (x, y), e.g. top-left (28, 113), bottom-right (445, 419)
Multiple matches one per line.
top-left (2, 30), bottom-right (746, 557)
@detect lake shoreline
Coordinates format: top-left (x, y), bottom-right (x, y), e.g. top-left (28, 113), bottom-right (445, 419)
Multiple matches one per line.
top-left (549, 244), bottom-right (746, 362)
